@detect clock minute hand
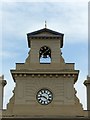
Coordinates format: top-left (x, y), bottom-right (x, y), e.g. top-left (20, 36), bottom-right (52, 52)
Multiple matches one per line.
top-left (42, 48), bottom-right (49, 56)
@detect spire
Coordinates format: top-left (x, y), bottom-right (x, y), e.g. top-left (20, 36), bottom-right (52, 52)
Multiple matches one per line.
top-left (45, 21), bottom-right (47, 28)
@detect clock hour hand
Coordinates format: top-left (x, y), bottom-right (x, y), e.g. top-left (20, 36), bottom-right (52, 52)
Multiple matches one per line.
top-left (42, 96), bottom-right (48, 100)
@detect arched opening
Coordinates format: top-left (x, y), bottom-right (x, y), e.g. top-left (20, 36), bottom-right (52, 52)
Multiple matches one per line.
top-left (39, 46), bottom-right (51, 64)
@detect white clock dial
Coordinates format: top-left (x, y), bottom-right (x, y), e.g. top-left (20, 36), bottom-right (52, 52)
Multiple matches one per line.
top-left (36, 89), bottom-right (53, 105)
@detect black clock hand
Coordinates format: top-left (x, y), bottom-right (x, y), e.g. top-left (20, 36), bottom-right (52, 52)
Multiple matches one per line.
top-left (42, 96), bottom-right (47, 100)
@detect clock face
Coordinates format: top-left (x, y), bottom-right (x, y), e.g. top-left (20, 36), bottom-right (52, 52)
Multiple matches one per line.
top-left (39, 46), bottom-right (51, 58)
top-left (36, 89), bottom-right (53, 105)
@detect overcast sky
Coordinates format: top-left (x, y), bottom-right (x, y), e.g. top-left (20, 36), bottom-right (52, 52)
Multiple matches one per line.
top-left (1, 0), bottom-right (89, 110)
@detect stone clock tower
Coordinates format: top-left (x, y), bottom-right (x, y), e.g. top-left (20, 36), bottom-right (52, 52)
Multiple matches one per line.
top-left (3, 27), bottom-right (85, 118)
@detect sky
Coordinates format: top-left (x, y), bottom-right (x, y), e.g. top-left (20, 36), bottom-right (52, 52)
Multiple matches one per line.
top-left (0, 0), bottom-right (89, 110)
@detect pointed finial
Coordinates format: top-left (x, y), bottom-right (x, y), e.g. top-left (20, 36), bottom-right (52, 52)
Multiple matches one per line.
top-left (45, 21), bottom-right (47, 28)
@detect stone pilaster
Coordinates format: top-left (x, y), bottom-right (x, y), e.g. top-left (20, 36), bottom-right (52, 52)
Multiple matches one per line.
top-left (84, 76), bottom-right (90, 117)
top-left (0, 75), bottom-right (7, 118)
